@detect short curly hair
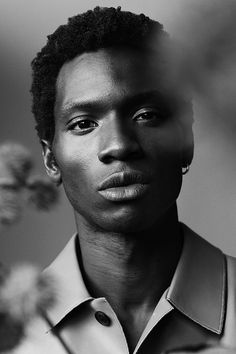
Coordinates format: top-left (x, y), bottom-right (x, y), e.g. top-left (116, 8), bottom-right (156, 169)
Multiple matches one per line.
top-left (31, 6), bottom-right (168, 143)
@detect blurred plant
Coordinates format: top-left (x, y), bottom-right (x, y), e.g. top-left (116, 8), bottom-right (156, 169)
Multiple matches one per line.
top-left (0, 143), bottom-right (33, 185)
top-left (0, 187), bottom-right (22, 226)
top-left (0, 264), bottom-right (56, 352)
top-left (0, 263), bottom-right (76, 353)
top-left (0, 142), bottom-right (75, 352)
top-left (0, 141), bottom-right (59, 227)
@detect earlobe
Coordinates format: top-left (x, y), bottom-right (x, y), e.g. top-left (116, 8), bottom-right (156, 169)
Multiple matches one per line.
top-left (41, 140), bottom-right (62, 186)
top-left (182, 144), bottom-right (194, 169)
top-left (181, 121), bottom-right (194, 169)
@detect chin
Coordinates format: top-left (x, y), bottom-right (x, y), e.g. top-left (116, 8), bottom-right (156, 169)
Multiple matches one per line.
top-left (95, 205), bottom-right (159, 233)
top-left (99, 220), bottom-right (148, 234)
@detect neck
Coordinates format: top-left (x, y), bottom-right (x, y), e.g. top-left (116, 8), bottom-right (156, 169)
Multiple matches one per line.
top-left (75, 205), bottom-right (183, 312)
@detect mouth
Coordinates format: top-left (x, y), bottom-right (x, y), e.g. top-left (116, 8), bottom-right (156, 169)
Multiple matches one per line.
top-left (98, 171), bottom-right (150, 202)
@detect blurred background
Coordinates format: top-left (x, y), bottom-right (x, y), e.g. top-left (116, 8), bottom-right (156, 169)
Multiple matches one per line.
top-left (0, 0), bottom-right (236, 267)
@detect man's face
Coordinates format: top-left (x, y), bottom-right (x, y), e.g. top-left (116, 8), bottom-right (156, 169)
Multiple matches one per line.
top-left (50, 47), bottom-right (186, 232)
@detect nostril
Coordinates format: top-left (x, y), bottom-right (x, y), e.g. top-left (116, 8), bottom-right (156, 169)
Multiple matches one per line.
top-left (98, 153), bottom-right (113, 164)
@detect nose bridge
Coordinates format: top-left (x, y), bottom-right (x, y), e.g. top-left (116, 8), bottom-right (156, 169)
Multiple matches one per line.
top-left (98, 113), bottom-right (140, 162)
top-left (106, 113), bottom-right (130, 141)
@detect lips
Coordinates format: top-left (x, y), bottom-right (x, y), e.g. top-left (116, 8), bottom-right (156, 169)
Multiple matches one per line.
top-left (98, 171), bottom-right (150, 202)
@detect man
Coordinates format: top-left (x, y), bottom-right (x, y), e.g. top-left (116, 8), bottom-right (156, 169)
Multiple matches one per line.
top-left (29, 6), bottom-right (236, 354)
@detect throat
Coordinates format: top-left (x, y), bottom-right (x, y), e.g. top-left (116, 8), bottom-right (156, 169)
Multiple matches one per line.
top-left (75, 207), bottom-right (183, 351)
top-left (76, 210), bottom-right (183, 309)
top-left (118, 305), bottom-right (155, 353)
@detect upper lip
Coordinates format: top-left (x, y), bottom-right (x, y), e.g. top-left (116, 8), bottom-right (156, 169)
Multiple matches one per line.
top-left (98, 171), bottom-right (150, 191)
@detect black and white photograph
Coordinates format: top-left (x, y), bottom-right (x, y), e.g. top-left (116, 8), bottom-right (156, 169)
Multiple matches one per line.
top-left (0, 1), bottom-right (236, 353)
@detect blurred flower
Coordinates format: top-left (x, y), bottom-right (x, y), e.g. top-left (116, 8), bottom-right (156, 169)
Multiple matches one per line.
top-left (0, 264), bottom-right (56, 352)
top-left (0, 143), bottom-right (33, 185)
top-left (0, 142), bottom-right (62, 352)
top-left (27, 175), bottom-right (59, 210)
top-left (0, 142), bottom-right (60, 228)
top-left (0, 186), bottom-right (22, 226)
top-left (0, 264), bottom-right (55, 321)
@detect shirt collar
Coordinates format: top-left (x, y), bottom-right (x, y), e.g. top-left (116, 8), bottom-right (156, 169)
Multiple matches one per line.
top-left (44, 235), bottom-right (93, 327)
top-left (44, 224), bottom-right (226, 334)
top-left (167, 223), bottom-right (226, 334)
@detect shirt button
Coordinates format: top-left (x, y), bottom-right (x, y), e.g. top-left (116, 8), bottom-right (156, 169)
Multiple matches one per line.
top-left (95, 311), bottom-right (111, 326)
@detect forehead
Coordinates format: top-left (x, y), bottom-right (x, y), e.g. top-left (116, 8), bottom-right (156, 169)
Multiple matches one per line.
top-left (55, 47), bottom-right (168, 107)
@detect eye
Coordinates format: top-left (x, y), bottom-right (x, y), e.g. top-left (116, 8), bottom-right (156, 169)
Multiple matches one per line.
top-left (67, 118), bottom-right (98, 134)
top-left (133, 108), bottom-right (165, 125)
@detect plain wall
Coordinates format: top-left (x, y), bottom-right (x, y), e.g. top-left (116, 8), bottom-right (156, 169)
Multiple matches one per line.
top-left (0, 0), bottom-right (236, 267)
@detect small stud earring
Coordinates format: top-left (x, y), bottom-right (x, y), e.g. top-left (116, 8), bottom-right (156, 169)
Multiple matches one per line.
top-left (182, 165), bottom-right (190, 175)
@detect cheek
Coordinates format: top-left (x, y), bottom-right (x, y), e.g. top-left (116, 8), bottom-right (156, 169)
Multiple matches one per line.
top-left (144, 125), bottom-right (183, 202)
top-left (52, 137), bottom-right (94, 191)
top-left (55, 151), bottom-right (95, 216)
top-left (144, 123), bottom-right (183, 168)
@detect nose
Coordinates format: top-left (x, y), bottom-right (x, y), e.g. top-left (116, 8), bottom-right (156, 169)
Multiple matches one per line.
top-left (98, 116), bottom-right (143, 163)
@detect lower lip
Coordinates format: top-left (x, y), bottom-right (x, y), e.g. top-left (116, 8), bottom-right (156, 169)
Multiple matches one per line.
top-left (98, 184), bottom-right (149, 202)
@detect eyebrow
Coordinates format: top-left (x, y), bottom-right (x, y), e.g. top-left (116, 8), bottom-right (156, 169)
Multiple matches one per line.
top-left (59, 89), bottom-right (169, 121)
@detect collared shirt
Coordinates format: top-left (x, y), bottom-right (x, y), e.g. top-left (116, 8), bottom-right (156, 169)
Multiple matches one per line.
top-left (30, 223), bottom-right (236, 354)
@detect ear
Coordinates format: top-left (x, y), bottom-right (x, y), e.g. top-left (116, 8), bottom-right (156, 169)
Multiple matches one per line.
top-left (41, 140), bottom-right (62, 186)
